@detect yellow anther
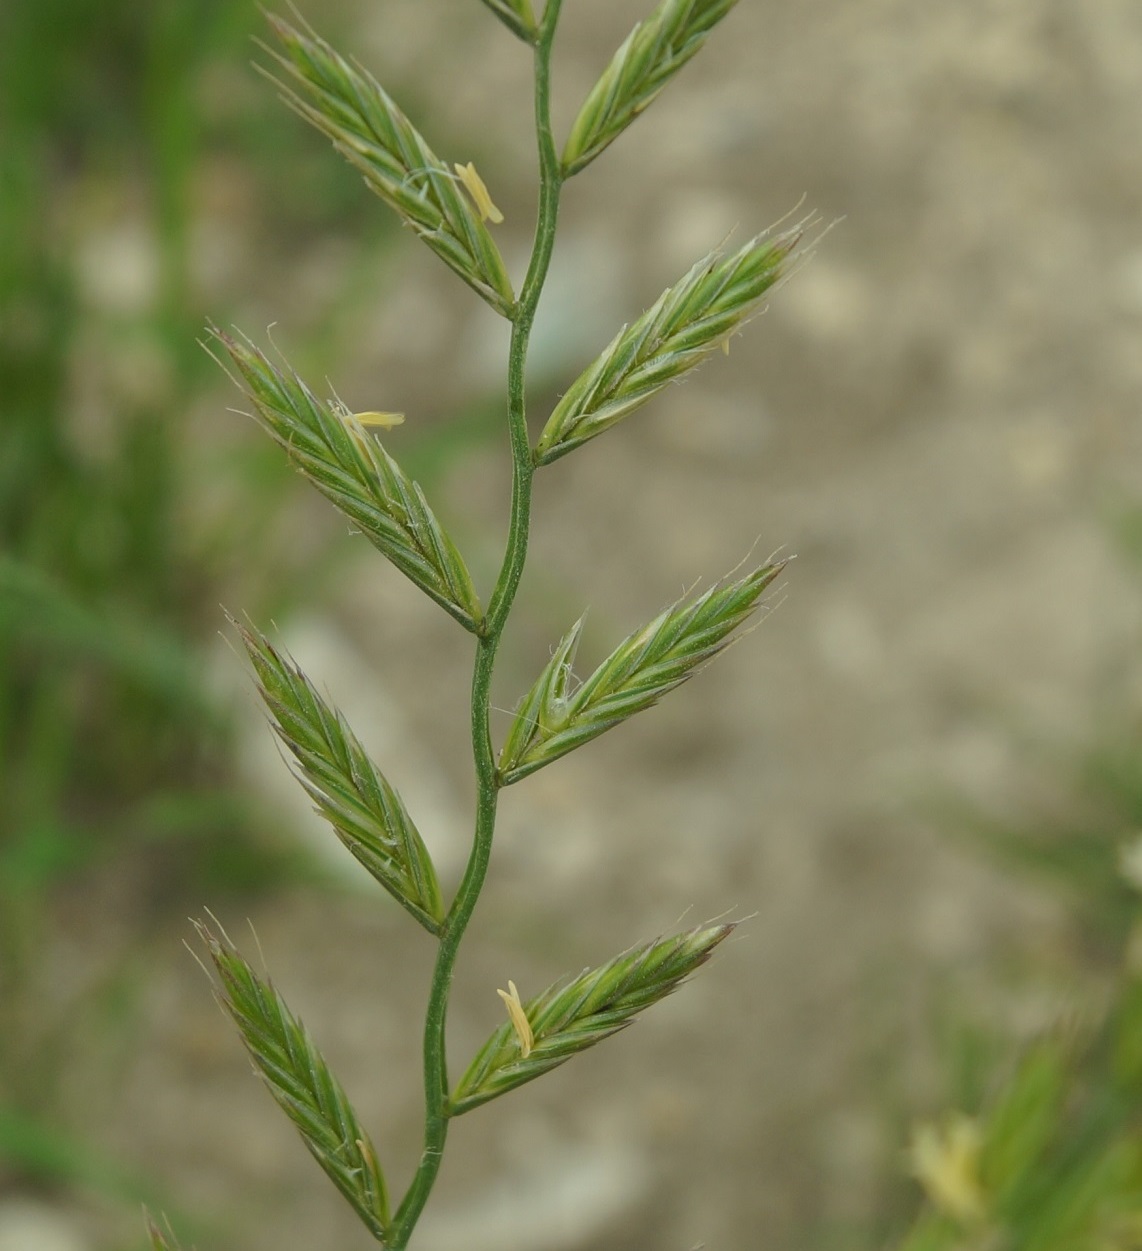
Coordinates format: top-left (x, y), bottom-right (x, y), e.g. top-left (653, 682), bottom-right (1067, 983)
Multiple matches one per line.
top-left (454, 161), bottom-right (504, 224)
top-left (908, 1114), bottom-right (986, 1225)
top-left (496, 980), bottom-right (533, 1058)
top-left (354, 411), bottom-right (405, 429)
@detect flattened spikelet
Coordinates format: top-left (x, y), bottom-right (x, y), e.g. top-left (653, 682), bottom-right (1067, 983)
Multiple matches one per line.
top-left (563, 0), bottom-right (740, 175)
top-left (198, 924), bottom-right (391, 1240)
top-left (536, 228), bottom-right (803, 464)
top-left (263, 13), bottom-right (515, 314)
top-left (500, 561), bottom-right (785, 783)
top-left (209, 326), bottom-right (483, 633)
top-left (451, 924), bottom-right (735, 1114)
top-left (233, 617), bottom-right (445, 932)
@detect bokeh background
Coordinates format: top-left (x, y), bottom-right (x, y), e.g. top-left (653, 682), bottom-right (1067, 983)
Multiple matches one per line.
top-left (4, 1), bottom-right (1142, 1248)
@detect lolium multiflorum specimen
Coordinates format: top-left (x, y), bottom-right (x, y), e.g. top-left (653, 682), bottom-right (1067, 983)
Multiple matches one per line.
top-left (149, 2), bottom-right (808, 1247)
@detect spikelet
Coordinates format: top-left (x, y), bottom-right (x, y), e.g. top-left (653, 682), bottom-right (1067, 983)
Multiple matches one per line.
top-left (451, 924), bottom-right (735, 1114)
top-left (263, 14), bottom-right (515, 315)
top-left (500, 561), bottom-right (785, 783)
top-left (563, 0), bottom-right (740, 176)
top-left (198, 922), bottom-right (391, 1242)
top-left (536, 227), bottom-right (803, 464)
top-left (209, 327), bottom-right (483, 633)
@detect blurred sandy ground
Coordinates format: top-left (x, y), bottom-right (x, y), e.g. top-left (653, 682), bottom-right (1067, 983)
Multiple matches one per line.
top-left (11, 1), bottom-right (1142, 1249)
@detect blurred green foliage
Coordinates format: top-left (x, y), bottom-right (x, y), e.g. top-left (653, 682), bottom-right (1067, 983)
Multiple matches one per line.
top-left (0, 1), bottom-right (515, 1231)
top-left (896, 626), bottom-right (1142, 1243)
top-left (0, 0), bottom-right (352, 1194)
top-left (945, 736), bottom-right (1142, 959)
top-left (899, 971), bottom-right (1142, 1249)
top-left (0, 2), bottom-right (507, 1225)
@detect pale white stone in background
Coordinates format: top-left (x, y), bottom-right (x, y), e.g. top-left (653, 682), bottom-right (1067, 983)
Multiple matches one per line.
top-left (814, 598), bottom-right (886, 687)
top-left (1116, 248), bottom-right (1142, 316)
top-left (74, 219), bottom-right (158, 315)
top-left (415, 1141), bottom-right (650, 1251)
top-left (774, 259), bottom-right (873, 342)
top-left (463, 229), bottom-right (629, 388)
top-left (654, 188), bottom-right (747, 273)
top-left (0, 1201), bottom-right (88, 1251)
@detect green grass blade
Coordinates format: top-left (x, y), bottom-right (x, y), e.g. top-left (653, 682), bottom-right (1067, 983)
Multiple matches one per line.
top-left (0, 556), bottom-right (221, 725)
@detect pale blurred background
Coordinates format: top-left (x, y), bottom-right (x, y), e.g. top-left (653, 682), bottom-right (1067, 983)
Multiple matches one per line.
top-left (3, 1), bottom-right (1142, 1248)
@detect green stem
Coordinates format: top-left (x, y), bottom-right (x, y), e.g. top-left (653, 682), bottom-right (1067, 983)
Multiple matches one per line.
top-left (389, 5), bottom-right (564, 1246)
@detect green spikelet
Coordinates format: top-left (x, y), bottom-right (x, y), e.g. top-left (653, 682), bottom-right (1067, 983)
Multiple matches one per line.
top-left (209, 327), bottom-right (483, 633)
top-left (563, 0), bottom-right (740, 176)
top-left (500, 561), bottom-right (785, 783)
top-left (199, 922), bottom-right (392, 1243)
top-left (536, 229), bottom-right (802, 464)
top-left (451, 923), bottom-right (735, 1114)
top-left (233, 618), bottom-right (445, 933)
top-left (263, 13), bottom-right (515, 315)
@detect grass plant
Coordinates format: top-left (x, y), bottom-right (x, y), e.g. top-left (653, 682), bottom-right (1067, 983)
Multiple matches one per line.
top-left (152, 3), bottom-right (806, 1246)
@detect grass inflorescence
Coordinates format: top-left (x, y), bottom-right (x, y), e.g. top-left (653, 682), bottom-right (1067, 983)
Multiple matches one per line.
top-left (153, 3), bottom-right (807, 1247)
